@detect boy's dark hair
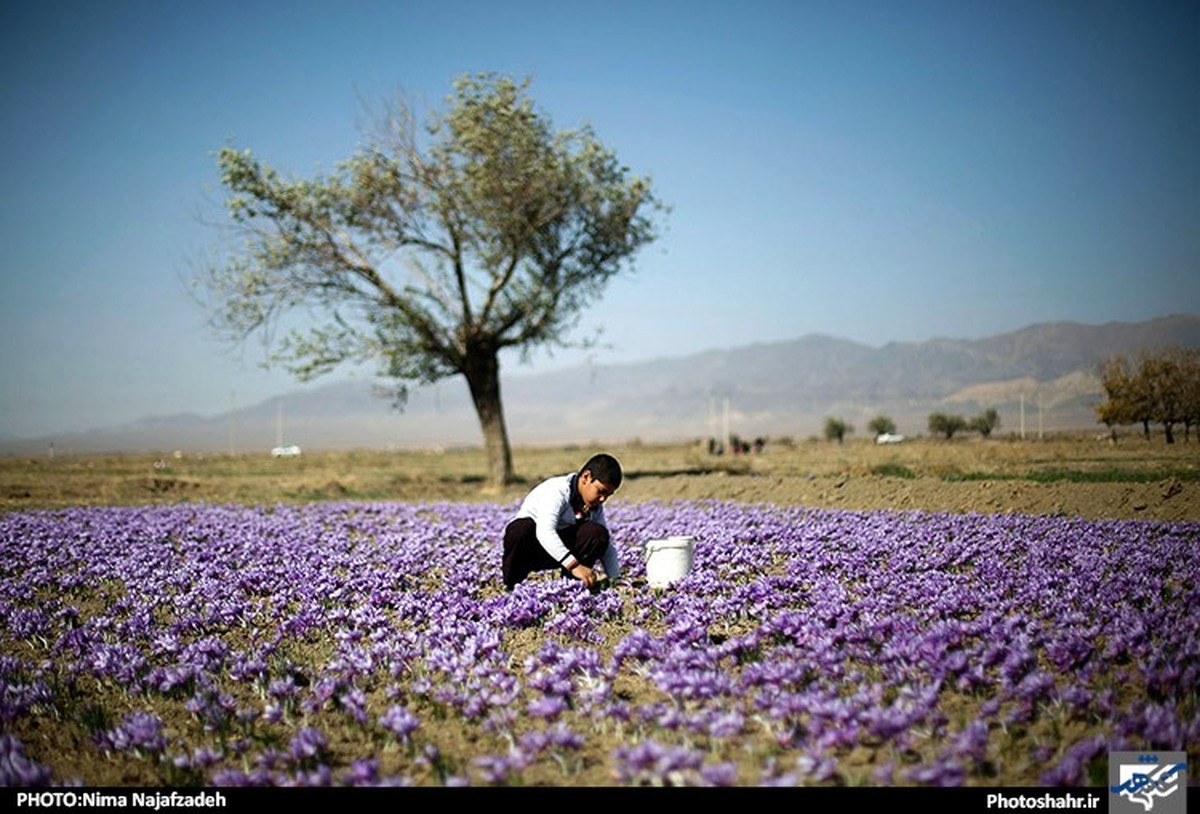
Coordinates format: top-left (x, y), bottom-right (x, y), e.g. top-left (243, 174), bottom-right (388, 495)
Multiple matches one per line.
top-left (581, 453), bottom-right (622, 488)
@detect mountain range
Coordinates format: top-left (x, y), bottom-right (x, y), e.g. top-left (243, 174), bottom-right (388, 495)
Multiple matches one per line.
top-left (6, 314), bottom-right (1199, 455)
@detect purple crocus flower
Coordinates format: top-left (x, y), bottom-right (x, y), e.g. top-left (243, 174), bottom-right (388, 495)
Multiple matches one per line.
top-left (527, 695), bottom-right (569, 720)
top-left (378, 705), bottom-right (420, 741)
top-left (0, 734), bottom-right (54, 786)
top-left (94, 711), bottom-right (167, 756)
top-left (287, 726), bottom-right (329, 766)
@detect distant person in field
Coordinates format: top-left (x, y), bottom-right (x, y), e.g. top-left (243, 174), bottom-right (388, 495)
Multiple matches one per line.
top-left (502, 453), bottom-right (623, 590)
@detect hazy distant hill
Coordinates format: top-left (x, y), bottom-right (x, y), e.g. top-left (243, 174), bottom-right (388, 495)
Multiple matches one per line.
top-left (6, 314), bottom-right (1198, 455)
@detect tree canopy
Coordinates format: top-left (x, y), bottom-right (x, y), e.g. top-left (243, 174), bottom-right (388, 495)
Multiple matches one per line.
top-left (197, 74), bottom-right (666, 484)
top-left (927, 412), bottom-right (968, 440)
top-left (867, 415), bottom-right (897, 437)
top-left (968, 408), bottom-right (1001, 438)
top-left (823, 417), bottom-right (853, 444)
top-left (1096, 345), bottom-right (1200, 443)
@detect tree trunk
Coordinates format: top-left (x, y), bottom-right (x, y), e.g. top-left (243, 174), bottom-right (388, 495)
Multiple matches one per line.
top-left (463, 346), bottom-right (515, 488)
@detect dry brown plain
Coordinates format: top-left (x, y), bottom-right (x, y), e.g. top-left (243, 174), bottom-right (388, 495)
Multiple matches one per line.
top-left (2, 433), bottom-right (1197, 521)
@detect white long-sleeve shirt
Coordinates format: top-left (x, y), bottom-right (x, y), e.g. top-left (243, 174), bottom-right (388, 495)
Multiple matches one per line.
top-left (512, 472), bottom-right (622, 580)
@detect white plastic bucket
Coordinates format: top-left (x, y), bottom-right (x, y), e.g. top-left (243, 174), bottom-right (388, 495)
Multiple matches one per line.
top-left (644, 536), bottom-right (695, 588)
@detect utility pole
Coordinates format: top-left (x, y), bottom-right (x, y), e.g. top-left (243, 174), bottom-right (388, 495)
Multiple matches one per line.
top-left (1019, 390), bottom-right (1026, 440)
top-left (1037, 391), bottom-right (1044, 440)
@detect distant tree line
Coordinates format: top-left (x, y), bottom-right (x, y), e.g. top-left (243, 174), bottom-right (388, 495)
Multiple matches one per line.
top-left (927, 408), bottom-right (1001, 440)
top-left (822, 410), bottom-right (1001, 443)
top-left (822, 343), bottom-right (1200, 445)
top-left (1095, 345), bottom-right (1200, 443)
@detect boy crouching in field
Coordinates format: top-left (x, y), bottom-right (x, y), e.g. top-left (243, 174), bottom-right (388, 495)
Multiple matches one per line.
top-left (502, 453), bottom-right (623, 590)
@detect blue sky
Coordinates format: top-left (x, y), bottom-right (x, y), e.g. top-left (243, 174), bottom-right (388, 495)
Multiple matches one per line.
top-left (1, 0), bottom-right (1197, 440)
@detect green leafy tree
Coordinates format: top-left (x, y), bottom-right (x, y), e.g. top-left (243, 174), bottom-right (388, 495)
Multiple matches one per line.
top-left (928, 412), bottom-right (967, 440)
top-left (197, 74), bottom-right (665, 486)
top-left (969, 408), bottom-right (1001, 438)
top-left (823, 417), bottom-right (853, 444)
top-left (867, 415), bottom-right (897, 437)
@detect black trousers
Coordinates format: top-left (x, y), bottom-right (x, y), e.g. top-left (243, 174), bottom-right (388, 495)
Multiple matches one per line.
top-left (502, 517), bottom-right (610, 589)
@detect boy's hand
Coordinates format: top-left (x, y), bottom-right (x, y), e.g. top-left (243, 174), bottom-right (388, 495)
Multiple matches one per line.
top-left (570, 563), bottom-right (597, 588)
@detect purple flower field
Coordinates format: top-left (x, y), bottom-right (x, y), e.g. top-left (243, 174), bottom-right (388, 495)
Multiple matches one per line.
top-left (1, 499), bottom-right (1196, 787)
